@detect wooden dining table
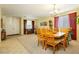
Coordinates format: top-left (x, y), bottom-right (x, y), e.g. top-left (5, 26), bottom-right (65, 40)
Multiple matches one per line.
top-left (44, 31), bottom-right (66, 53)
top-left (53, 32), bottom-right (68, 48)
top-left (54, 32), bottom-right (65, 38)
top-left (37, 28), bottom-right (69, 52)
top-left (45, 31), bottom-right (65, 38)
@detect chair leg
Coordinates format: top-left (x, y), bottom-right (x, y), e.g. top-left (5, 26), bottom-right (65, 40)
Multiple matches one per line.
top-left (42, 41), bottom-right (45, 49)
top-left (63, 43), bottom-right (66, 51)
top-left (56, 44), bottom-right (59, 50)
top-left (38, 40), bottom-right (39, 46)
top-left (45, 43), bottom-right (48, 50)
top-left (53, 46), bottom-right (56, 54)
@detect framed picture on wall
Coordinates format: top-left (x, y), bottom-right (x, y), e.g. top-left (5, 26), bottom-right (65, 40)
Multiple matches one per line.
top-left (40, 22), bottom-right (47, 26)
top-left (49, 20), bottom-right (53, 29)
top-left (77, 17), bottom-right (79, 24)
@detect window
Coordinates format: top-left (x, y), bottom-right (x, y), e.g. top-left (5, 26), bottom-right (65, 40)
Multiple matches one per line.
top-left (26, 20), bottom-right (32, 29)
top-left (58, 15), bottom-right (70, 28)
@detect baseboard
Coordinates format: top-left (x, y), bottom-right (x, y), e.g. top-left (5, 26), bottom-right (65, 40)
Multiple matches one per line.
top-left (7, 34), bottom-right (20, 36)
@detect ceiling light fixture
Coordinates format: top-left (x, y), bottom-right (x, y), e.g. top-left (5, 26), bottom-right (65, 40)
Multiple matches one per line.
top-left (49, 4), bottom-right (57, 16)
top-left (49, 4), bottom-right (57, 29)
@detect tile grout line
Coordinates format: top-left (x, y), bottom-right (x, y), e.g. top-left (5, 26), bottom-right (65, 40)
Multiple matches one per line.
top-left (15, 37), bottom-right (33, 54)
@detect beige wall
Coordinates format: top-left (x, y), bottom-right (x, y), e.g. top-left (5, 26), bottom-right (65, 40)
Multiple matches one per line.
top-left (0, 8), bottom-right (1, 42)
top-left (75, 8), bottom-right (79, 40)
top-left (35, 16), bottom-right (54, 29)
top-left (20, 17), bottom-right (24, 35)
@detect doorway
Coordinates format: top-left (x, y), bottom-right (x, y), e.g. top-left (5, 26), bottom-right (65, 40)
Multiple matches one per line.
top-left (24, 20), bottom-right (35, 34)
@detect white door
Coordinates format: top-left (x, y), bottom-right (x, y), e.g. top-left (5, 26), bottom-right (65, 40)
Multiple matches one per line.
top-left (12, 17), bottom-right (20, 34)
top-left (3, 16), bottom-right (20, 35)
top-left (5, 17), bottom-right (13, 35)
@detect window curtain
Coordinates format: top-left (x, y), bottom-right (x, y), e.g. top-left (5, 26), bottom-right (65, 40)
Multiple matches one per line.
top-left (54, 12), bottom-right (77, 40)
top-left (54, 17), bottom-right (59, 29)
top-left (58, 15), bottom-right (70, 28)
top-left (68, 12), bottom-right (77, 40)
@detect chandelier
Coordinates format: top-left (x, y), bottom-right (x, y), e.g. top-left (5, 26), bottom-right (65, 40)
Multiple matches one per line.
top-left (49, 4), bottom-right (57, 16)
top-left (49, 4), bottom-right (58, 29)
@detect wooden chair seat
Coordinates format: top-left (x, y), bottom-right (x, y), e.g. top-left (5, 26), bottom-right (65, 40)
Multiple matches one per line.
top-left (59, 33), bottom-right (69, 51)
top-left (44, 34), bottom-right (63, 54)
top-left (47, 40), bottom-right (62, 47)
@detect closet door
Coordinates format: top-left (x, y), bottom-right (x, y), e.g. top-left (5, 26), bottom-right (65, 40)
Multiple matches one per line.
top-left (5, 17), bottom-right (13, 35)
top-left (3, 16), bottom-right (20, 35)
top-left (15, 18), bottom-right (20, 34)
top-left (12, 17), bottom-right (20, 34)
top-left (11, 17), bottom-right (16, 35)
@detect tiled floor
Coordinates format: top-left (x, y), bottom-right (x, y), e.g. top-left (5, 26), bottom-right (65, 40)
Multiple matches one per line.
top-left (0, 34), bottom-right (79, 54)
top-left (17, 34), bottom-right (79, 54)
top-left (0, 35), bottom-right (29, 54)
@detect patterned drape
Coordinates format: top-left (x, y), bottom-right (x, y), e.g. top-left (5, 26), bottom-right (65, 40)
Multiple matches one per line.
top-left (54, 12), bottom-right (77, 40)
top-left (68, 12), bottom-right (77, 40)
top-left (54, 17), bottom-right (59, 29)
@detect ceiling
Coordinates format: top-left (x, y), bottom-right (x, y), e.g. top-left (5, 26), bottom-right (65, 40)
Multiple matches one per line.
top-left (0, 4), bottom-right (79, 19)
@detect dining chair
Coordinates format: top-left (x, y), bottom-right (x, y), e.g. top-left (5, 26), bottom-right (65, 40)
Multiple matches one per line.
top-left (44, 34), bottom-right (62, 54)
top-left (60, 32), bottom-right (69, 51)
top-left (37, 28), bottom-right (47, 49)
top-left (37, 29), bottom-right (42, 45)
